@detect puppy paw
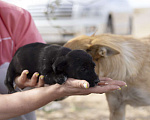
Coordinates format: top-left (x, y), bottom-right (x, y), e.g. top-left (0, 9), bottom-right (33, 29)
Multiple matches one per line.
top-left (56, 75), bottom-right (67, 84)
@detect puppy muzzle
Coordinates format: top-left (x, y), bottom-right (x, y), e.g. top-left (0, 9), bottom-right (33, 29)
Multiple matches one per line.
top-left (94, 78), bottom-right (100, 85)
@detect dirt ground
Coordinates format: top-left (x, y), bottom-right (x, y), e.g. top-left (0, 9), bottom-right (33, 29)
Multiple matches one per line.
top-left (36, 94), bottom-right (150, 120)
top-left (36, 8), bottom-right (150, 120)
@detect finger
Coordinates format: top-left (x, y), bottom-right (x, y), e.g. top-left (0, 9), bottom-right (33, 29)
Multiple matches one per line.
top-left (30, 72), bottom-right (39, 87)
top-left (99, 76), bottom-right (127, 87)
top-left (98, 77), bottom-right (113, 86)
top-left (19, 70), bottom-right (29, 83)
top-left (14, 70), bottom-right (29, 89)
top-left (89, 85), bottom-right (121, 94)
top-left (65, 78), bottom-right (89, 88)
top-left (104, 80), bottom-right (127, 87)
top-left (36, 75), bottom-right (45, 87)
top-left (25, 72), bottom-right (39, 87)
top-left (99, 77), bottom-right (113, 81)
top-left (98, 81), bottom-right (109, 86)
top-left (76, 85), bottom-right (121, 95)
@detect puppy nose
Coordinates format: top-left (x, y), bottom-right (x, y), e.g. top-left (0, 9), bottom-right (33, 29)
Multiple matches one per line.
top-left (94, 78), bottom-right (100, 85)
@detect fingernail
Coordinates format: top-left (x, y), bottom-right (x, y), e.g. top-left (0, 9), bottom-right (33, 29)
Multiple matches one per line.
top-left (40, 75), bottom-right (44, 79)
top-left (125, 85), bottom-right (127, 87)
top-left (108, 78), bottom-right (113, 80)
top-left (36, 73), bottom-right (39, 77)
top-left (117, 87), bottom-right (121, 90)
top-left (105, 82), bottom-right (109, 85)
top-left (83, 83), bottom-right (89, 88)
top-left (26, 71), bottom-right (29, 74)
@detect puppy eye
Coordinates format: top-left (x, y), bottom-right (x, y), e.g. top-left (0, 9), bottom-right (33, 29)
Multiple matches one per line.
top-left (80, 67), bottom-right (86, 71)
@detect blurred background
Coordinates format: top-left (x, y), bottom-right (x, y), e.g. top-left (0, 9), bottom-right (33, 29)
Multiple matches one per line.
top-left (3, 0), bottom-right (150, 120)
top-left (4, 0), bottom-right (150, 44)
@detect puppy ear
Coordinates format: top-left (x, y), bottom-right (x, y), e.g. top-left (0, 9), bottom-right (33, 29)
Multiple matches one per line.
top-left (86, 45), bottom-right (120, 58)
top-left (98, 45), bottom-right (119, 57)
top-left (52, 57), bottom-right (67, 73)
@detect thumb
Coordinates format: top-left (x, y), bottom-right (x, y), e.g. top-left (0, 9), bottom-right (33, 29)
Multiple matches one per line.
top-left (65, 78), bottom-right (90, 88)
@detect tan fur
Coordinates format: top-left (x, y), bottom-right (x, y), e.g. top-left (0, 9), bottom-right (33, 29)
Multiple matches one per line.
top-left (64, 34), bottom-right (150, 120)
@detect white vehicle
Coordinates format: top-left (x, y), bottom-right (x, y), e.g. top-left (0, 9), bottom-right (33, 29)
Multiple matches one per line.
top-left (4, 0), bottom-right (133, 43)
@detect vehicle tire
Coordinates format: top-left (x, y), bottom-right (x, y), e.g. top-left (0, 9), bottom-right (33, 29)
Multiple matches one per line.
top-left (105, 15), bottom-right (114, 33)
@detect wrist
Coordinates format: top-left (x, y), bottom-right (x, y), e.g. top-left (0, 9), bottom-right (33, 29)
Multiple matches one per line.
top-left (47, 84), bottom-right (68, 100)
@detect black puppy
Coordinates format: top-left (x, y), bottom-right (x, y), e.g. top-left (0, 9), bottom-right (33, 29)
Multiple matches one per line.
top-left (5, 43), bottom-right (99, 93)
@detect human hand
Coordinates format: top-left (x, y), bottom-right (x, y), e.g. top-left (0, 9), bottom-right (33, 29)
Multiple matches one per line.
top-left (59, 77), bottom-right (127, 96)
top-left (15, 70), bottom-right (44, 89)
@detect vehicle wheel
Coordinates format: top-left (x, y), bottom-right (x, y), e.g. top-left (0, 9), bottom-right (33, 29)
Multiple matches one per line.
top-left (105, 15), bottom-right (114, 33)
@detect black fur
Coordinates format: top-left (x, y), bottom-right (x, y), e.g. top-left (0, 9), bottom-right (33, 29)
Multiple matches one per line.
top-left (5, 43), bottom-right (99, 93)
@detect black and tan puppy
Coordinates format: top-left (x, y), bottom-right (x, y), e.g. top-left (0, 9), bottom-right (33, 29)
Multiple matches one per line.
top-left (5, 42), bottom-right (99, 93)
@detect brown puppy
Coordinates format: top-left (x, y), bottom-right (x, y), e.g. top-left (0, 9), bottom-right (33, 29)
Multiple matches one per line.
top-left (64, 34), bottom-right (150, 120)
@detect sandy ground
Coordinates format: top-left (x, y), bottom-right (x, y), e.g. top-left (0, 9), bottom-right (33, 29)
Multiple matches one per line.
top-left (36, 8), bottom-right (150, 120)
top-left (36, 94), bottom-right (150, 120)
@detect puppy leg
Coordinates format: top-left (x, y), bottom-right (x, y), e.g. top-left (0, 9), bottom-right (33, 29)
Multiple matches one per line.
top-left (55, 74), bottom-right (67, 84)
top-left (5, 65), bottom-right (17, 93)
top-left (106, 92), bottom-right (126, 120)
top-left (43, 73), bottom-right (67, 85)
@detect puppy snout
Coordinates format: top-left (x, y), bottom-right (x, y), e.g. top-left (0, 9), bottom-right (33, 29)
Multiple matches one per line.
top-left (94, 78), bottom-right (100, 85)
